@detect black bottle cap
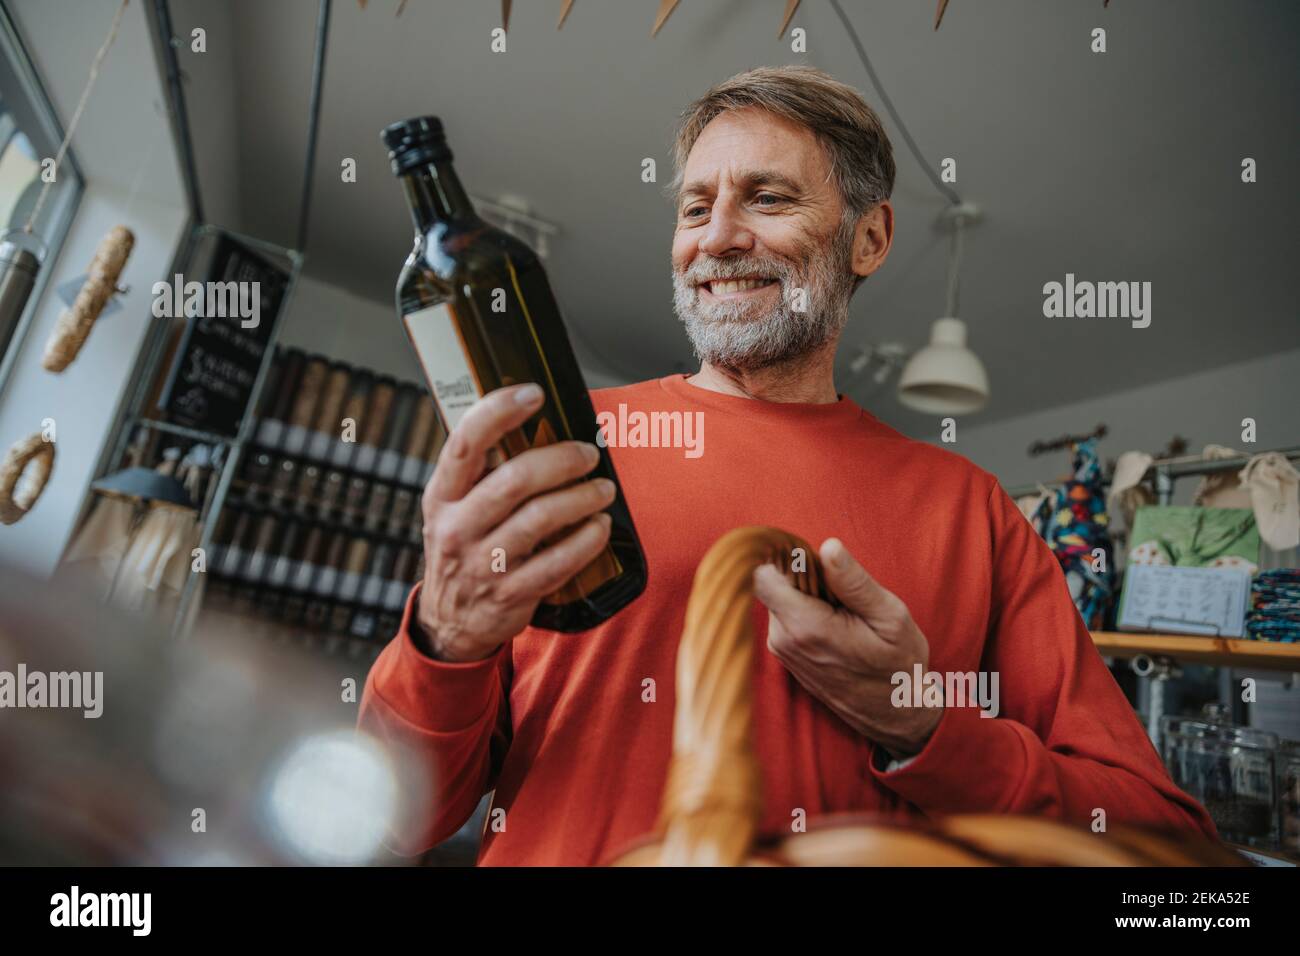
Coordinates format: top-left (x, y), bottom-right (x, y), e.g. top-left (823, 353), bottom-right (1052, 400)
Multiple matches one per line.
top-left (382, 116), bottom-right (452, 174)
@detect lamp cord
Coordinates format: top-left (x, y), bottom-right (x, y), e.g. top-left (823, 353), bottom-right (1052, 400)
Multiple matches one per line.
top-left (945, 214), bottom-right (964, 317)
top-left (826, 0), bottom-right (963, 209)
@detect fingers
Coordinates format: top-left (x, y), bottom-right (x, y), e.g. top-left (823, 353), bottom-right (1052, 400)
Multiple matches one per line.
top-left (427, 383), bottom-right (545, 506)
top-left (819, 538), bottom-right (905, 632)
top-left (753, 564), bottom-right (836, 647)
top-left (490, 476), bottom-right (616, 561)
top-left (499, 513), bottom-right (613, 601)
top-left (454, 440), bottom-right (602, 541)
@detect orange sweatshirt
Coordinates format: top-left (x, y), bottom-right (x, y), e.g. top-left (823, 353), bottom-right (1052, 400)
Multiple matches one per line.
top-left (358, 374), bottom-right (1216, 865)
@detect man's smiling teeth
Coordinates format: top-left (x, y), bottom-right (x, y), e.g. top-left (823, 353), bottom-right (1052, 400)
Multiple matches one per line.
top-left (706, 278), bottom-right (775, 294)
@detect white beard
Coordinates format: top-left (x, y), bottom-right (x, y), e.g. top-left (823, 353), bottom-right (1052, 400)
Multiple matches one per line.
top-left (672, 220), bottom-right (856, 372)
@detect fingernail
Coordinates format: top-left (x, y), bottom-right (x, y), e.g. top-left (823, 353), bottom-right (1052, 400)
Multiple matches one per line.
top-left (516, 384), bottom-right (544, 405)
top-left (581, 442), bottom-right (601, 464)
top-left (595, 512), bottom-right (612, 529)
top-left (595, 477), bottom-right (616, 497)
top-left (825, 538), bottom-right (848, 565)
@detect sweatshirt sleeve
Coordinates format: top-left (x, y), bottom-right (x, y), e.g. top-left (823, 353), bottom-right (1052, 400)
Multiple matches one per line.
top-left (357, 583), bottom-right (513, 855)
top-left (869, 481), bottom-right (1218, 839)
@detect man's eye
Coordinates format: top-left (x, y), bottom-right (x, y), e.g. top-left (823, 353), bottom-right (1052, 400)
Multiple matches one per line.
top-left (683, 206), bottom-right (708, 219)
top-left (755, 193), bottom-right (783, 206)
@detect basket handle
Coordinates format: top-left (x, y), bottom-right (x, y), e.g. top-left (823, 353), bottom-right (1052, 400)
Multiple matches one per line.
top-left (656, 526), bottom-right (829, 866)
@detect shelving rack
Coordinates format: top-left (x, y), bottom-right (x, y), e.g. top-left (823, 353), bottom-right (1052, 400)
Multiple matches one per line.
top-left (1006, 446), bottom-right (1300, 505)
top-left (92, 224), bottom-right (302, 639)
top-left (1007, 445), bottom-right (1300, 743)
top-left (70, 0), bottom-right (327, 640)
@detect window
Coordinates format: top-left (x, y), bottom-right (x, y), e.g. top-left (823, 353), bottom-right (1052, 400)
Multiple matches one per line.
top-left (0, 0), bottom-right (83, 390)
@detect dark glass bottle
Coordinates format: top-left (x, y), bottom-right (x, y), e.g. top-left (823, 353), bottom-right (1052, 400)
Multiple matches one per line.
top-left (383, 115), bottom-right (647, 632)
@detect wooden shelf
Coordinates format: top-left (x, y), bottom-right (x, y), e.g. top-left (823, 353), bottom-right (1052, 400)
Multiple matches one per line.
top-left (1091, 631), bottom-right (1300, 670)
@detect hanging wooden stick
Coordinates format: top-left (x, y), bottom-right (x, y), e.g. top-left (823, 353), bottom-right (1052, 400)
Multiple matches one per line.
top-left (558, 0), bottom-right (575, 29)
top-left (652, 0), bottom-right (680, 37)
top-left (396, 0), bottom-right (408, 17)
top-left (502, 0), bottom-right (512, 32)
top-left (935, 0), bottom-right (949, 31)
top-left (778, 0), bottom-right (800, 38)
top-left (1027, 424), bottom-right (1108, 457)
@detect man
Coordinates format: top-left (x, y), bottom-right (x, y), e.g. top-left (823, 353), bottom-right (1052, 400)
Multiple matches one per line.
top-left (359, 66), bottom-right (1215, 866)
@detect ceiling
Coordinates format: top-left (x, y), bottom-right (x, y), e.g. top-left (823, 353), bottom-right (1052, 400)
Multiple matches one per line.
top-left (165, 0), bottom-right (1298, 433)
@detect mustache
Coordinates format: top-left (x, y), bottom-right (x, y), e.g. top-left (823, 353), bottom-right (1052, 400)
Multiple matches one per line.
top-left (677, 253), bottom-right (803, 286)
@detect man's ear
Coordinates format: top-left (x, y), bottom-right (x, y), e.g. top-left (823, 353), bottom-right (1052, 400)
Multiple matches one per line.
top-left (851, 201), bottom-right (894, 281)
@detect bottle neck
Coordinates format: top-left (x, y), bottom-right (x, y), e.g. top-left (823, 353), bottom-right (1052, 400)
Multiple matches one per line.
top-left (400, 157), bottom-right (476, 231)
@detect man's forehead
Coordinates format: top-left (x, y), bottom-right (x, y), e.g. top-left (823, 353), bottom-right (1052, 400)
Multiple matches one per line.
top-left (680, 109), bottom-right (828, 194)
top-left (679, 168), bottom-right (806, 199)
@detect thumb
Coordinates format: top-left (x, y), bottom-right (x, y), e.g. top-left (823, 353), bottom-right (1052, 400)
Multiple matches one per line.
top-left (752, 563), bottom-right (826, 620)
top-left (820, 538), bottom-right (900, 628)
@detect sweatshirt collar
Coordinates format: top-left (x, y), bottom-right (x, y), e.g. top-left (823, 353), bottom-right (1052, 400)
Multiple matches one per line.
top-left (657, 373), bottom-right (866, 428)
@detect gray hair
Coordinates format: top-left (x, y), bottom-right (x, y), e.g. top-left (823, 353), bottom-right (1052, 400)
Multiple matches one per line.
top-left (671, 65), bottom-right (896, 219)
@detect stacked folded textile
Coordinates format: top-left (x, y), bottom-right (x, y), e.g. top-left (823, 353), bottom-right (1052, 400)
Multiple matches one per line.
top-left (1246, 569), bottom-right (1300, 642)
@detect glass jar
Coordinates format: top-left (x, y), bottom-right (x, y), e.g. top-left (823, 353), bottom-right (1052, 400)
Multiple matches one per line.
top-left (1161, 705), bottom-right (1279, 848)
top-left (1278, 740), bottom-right (1300, 858)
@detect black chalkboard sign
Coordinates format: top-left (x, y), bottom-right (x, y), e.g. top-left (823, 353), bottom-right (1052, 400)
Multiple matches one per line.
top-left (157, 236), bottom-right (289, 437)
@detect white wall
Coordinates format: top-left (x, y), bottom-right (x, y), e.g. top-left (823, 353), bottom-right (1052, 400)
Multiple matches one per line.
top-left (947, 347), bottom-right (1300, 497)
top-left (0, 187), bottom-right (187, 574)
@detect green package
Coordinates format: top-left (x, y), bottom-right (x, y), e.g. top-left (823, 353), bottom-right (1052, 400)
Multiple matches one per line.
top-left (1126, 506), bottom-right (1260, 573)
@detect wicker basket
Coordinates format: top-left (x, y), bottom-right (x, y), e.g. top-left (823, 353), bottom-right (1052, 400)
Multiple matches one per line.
top-left (612, 526), bottom-right (1242, 867)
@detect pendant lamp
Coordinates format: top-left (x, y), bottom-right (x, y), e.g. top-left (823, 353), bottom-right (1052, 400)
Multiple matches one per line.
top-left (897, 203), bottom-right (989, 415)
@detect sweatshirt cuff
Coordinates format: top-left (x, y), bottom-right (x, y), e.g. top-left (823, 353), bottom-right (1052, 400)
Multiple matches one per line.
top-left (869, 704), bottom-right (1029, 814)
top-left (368, 582), bottom-right (507, 735)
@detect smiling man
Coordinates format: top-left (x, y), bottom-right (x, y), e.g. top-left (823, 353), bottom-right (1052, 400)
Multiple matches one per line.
top-left (359, 66), bottom-right (1215, 866)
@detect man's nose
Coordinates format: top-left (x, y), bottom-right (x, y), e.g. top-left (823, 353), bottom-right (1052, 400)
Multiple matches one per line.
top-left (697, 198), bottom-right (755, 258)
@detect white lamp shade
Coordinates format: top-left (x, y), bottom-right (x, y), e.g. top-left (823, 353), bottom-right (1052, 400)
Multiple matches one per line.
top-left (897, 318), bottom-right (989, 415)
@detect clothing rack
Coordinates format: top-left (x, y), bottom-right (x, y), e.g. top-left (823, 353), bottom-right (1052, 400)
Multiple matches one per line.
top-left (1006, 444), bottom-right (1300, 745)
top-left (1004, 445), bottom-right (1300, 505)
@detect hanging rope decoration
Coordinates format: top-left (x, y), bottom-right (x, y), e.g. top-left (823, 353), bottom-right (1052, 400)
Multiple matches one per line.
top-left (0, 432), bottom-right (55, 526)
top-left (22, 0), bottom-right (130, 237)
top-left (17, 0), bottom-right (134, 374)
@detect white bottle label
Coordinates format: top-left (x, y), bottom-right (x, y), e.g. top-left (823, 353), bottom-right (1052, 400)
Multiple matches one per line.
top-left (307, 431), bottom-right (332, 461)
top-left (383, 579), bottom-right (408, 611)
top-left (403, 303), bottom-right (483, 432)
top-left (353, 444), bottom-right (378, 473)
top-left (283, 424), bottom-right (309, 456)
top-left (359, 575), bottom-right (384, 607)
top-left (257, 419), bottom-right (284, 449)
top-left (376, 448), bottom-right (401, 479)
top-left (399, 456), bottom-right (424, 487)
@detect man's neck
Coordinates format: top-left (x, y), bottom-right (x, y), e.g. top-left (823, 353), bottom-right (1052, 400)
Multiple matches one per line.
top-left (687, 345), bottom-right (839, 404)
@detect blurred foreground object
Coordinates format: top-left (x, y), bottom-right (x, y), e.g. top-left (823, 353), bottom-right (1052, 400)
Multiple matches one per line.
top-left (613, 526), bottom-right (1244, 867)
top-left (0, 562), bottom-right (424, 865)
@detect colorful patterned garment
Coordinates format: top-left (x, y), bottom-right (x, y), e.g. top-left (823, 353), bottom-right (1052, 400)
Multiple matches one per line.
top-left (1027, 438), bottom-right (1116, 629)
top-left (1247, 569), bottom-right (1300, 642)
